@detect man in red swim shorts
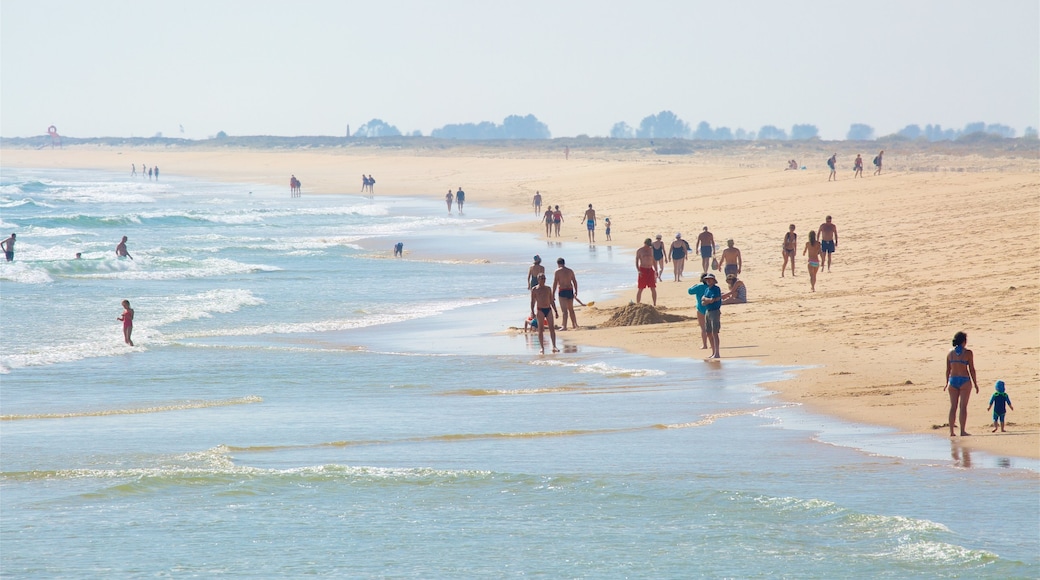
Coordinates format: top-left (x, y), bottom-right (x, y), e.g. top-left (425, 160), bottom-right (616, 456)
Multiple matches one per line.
top-left (635, 238), bottom-right (657, 306)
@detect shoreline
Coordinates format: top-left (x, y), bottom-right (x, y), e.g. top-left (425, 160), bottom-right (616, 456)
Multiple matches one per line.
top-left (3, 144), bottom-right (1037, 460)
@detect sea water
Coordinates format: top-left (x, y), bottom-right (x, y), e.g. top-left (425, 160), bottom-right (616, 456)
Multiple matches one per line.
top-left (1, 168), bottom-right (1037, 578)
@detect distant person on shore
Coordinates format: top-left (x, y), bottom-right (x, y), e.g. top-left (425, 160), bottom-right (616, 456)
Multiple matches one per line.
top-left (552, 205), bottom-right (563, 237)
top-left (786, 159), bottom-right (798, 170)
top-left (718, 239), bottom-right (742, 278)
top-left (854, 154), bottom-right (864, 178)
top-left (635, 238), bottom-right (657, 306)
top-left (527, 255), bottom-right (545, 289)
top-left (552, 257), bottom-right (578, 330)
top-left (1, 233), bottom-right (15, 262)
top-left (722, 274), bottom-right (747, 304)
top-left (393, 242), bottom-right (404, 257)
top-left (987, 380), bottom-right (1013, 433)
top-left (696, 226), bottom-right (715, 273)
top-left (530, 273), bottom-right (559, 354)
top-left (154, 166), bottom-right (159, 181)
top-left (687, 273), bottom-right (710, 350)
top-left (604, 217), bottom-right (611, 241)
top-left (456, 187), bottom-right (465, 213)
top-left (803, 231), bottom-right (822, 291)
top-left (445, 190), bottom-right (454, 214)
top-left (118, 299), bottom-right (135, 346)
top-left (148, 167), bottom-right (153, 180)
top-left (652, 234), bottom-right (666, 281)
top-left (533, 191), bottom-right (542, 215)
top-left (543, 207), bottom-right (554, 236)
top-left (361, 175), bottom-right (369, 193)
top-left (367, 175), bottom-right (375, 194)
top-left (944, 331), bottom-right (978, 437)
top-left (583, 204), bottom-right (597, 243)
top-left (669, 233), bottom-right (688, 282)
top-left (781, 224), bottom-right (797, 277)
top-left (827, 153), bottom-right (837, 181)
top-left (873, 150), bottom-right (884, 175)
top-left (701, 273), bottom-right (722, 358)
top-left (817, 215), bottom-right (838, 271)
top-left (115, 236), bottom-right (133, 260)
top-left (131, 164), bottom-right (137, 176)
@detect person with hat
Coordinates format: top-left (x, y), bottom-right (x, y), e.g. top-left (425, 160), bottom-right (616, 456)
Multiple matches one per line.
top-left (669, 233), bottom-right (688, 282)
top-left (651, 234), bottom-right (667, 281)
top-left (687, 273), bottom-right (711, 350)
top-left (987, 380), bottom-right (1014, 433)
top-left (700, 273), bottom-right (723, 359)
top-left (722, 273), bottom-right (747, 305)
top-left (527, 255), bottom-right (545, 289)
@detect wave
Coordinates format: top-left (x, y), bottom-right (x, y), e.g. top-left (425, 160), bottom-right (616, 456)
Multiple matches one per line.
top-left (1, 395), bottom-right (263, 421)
top-left (530, 358), bottom-right (667, 378)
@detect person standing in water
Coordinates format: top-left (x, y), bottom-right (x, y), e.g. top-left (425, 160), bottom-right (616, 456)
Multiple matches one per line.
top-left (530, 274), bottom-right (559, 354)
top-left (115, 236), bottom-right (133, 259)
top-left (944, 331), bottom-right (978, 437)
top-left (118, 299), bottom-right (135, 346)
top-left (552, 257), bottom-right (579, 330)
top-left (533, 191), bottom-right (542, 215)
top-left (445, 190), bottom-right (454, 214)
top-left (456, 187), bottom-right (465, 213)
top-left (1, 233), bottom-right (15, 262)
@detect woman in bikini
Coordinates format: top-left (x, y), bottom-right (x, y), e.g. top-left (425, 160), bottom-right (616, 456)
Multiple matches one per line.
top-left (803, 230), bottom-right (822, 292)
top-left (781, 224), bottom-right (797, 277)
top-left (944, 331), bottom-right (978, 437)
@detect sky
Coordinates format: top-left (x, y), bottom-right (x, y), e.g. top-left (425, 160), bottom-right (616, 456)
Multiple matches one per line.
top-left (2, 0), bottom-right (1038, 141)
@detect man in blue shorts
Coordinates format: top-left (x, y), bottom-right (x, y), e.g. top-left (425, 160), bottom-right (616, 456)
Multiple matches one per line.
top-left (817, 216), bottom-right (838, 272)
top-left (582, 204), bottom-right (597, 243)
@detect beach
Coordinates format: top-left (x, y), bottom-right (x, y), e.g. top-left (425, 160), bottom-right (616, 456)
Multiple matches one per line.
top-left (2, 141), bottom-right (1037, 462)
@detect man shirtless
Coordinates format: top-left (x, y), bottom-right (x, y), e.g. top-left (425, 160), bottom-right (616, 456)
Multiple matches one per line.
top-left (1, 233), bottom-right (15, 262)
top-left (533, 191), bottom-right (542, 215)
top-left (552, 257), bottom-right (579, 330)
top-left (635, 238), bottom-right (657, 306)
top-left (817, 216), bottom-right (838, 271)
top-left (527, 255), bottom-right (545, 289)
top-left (718, 239), bottom-right (742, 278)
top-left (530, 274), bottom-right (559, 354)
top-left (115, 235), bottom-right (133, 260)
top-left (696, 226), bottom-right (715, 272)
top-left (582, 204), bottom-right (597, 243)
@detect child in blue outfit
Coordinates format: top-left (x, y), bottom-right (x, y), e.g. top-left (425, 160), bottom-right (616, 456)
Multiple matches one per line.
top-left (987, 380), bottom-right (1014, 433)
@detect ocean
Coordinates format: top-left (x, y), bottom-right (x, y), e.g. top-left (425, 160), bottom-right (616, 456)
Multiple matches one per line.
top-left (1, 167), bottom-right (1037, 578)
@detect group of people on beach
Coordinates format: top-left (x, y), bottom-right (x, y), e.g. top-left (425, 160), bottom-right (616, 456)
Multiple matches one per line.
top-left (526, 255), bottom-right (582, 354)
top-left (361, 175), bottom-right (376, 194)
top-left (537, 199), bottom-right (610, 243)
top-left (131, 164), bottom-right (160, 180)
top-left (827, 150), bottom-right (883, 181)
top-left (944, 331), bottom-right (1014, 437)
top-left (289, 175), bottom-right (302, 197)
top-left (784, 216), bottom-right (838, 292)
top-left (444, 187), bottom-right (465, 214)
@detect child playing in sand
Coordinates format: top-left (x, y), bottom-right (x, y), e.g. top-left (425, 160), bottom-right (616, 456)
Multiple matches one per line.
top-left (524, 315), bottom-right (539, 333)
top-left (117, 299), bottom-right (134, 346)
top-left (987, 380), bottom-right (1014, 433)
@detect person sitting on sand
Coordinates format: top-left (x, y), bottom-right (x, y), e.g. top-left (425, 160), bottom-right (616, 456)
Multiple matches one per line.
top-left (944, 331), bottom-right (978, 437)
top-left (722, 274), bottom-right (747, 304)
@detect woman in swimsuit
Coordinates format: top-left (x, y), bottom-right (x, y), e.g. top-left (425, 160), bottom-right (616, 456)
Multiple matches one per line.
top-left (781, 224), bottom-right (797, 277)
top-left (803, 231), bottom-right (822, 292)
top-left (944, 331), bottom-right (978, 437)
top-left (652, 235), bottom-right (666, 281)
top-left (445, 190), bottom-right (454, 214)
top-left (118, 299), bottom-right (134, 346)
top-left (552, 206), bottom-right (563, 237)
top-left (543, 208), bottom-right (554, 237)
top-left (669, 234), bottom-right (687, 282)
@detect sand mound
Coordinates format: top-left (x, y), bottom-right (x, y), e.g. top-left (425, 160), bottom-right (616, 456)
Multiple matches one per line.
top-left (599, 303), bottom-right (692, 327)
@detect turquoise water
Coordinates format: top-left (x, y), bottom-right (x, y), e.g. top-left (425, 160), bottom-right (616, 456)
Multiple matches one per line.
top-left (1, 168), bottom-right (1037, 578)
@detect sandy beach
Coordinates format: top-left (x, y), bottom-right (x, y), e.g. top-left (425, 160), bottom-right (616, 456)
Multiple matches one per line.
top-left (3, 141), bottom-right (1037, 460)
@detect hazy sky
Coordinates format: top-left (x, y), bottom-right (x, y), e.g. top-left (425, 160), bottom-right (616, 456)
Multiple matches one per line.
top-left (2, 0), bottom-right (1037, 140)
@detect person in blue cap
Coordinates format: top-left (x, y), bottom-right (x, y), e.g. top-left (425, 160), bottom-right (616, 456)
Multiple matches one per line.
top-left (987, 381), bottom-right (1014, 433)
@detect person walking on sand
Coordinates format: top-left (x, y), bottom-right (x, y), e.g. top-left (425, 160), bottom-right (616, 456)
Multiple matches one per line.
top-left (1, 233), bottom-right (15, 262)
top-left (445, 190), bottom-right (454, 214)
top-left (987, 380), bottom-right (1014, 433)
top-left (635, 238), bottom-right (658, 306)
top-left (687, 273), bottom-right (710, 350)
top-left (718, 239), bottom-right (742, 278)
top-left (456, 187), bottom-right (465, 213)
top-left (817, 215), bottom-right (838, 271)
top-left (669, 233), bottom-right (688, 282)
top-left (552, 206), bottom-right (563, 237)
top-left (827, 153), bottom-right (837, 181)
top-left (543, 206), bottom-right (554, 237)
top-left (781, 224), bottom-right (797, 277)
top-left (527, 255), bottom-right (545, 289)
top-left (803, 231), bottom-right (822, 291)
top-left (853, 154), bottom-right (864, 178)
top-left (651, 234), bottom-right (666, 281)
top-left (115, 236), bottom-right (133, 260)
top-left (533, 191), bottom-right (542, 215)
top-left (944, 331), bottom-right (978, 437)
top-left (118, 299), bottom-right (135, 346)
top-left (701, 273), bottom-right (722, 358)
top-left (873, 150), bottom-right (884, 175)
top-left (530, 274), bottom-right (559, 354)
top-left (552, 257), bottom-right (579, 330)
top-left (696, 226), bottom-right (715, 273)
top-left (582, 204), bottom-right (597, 243)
